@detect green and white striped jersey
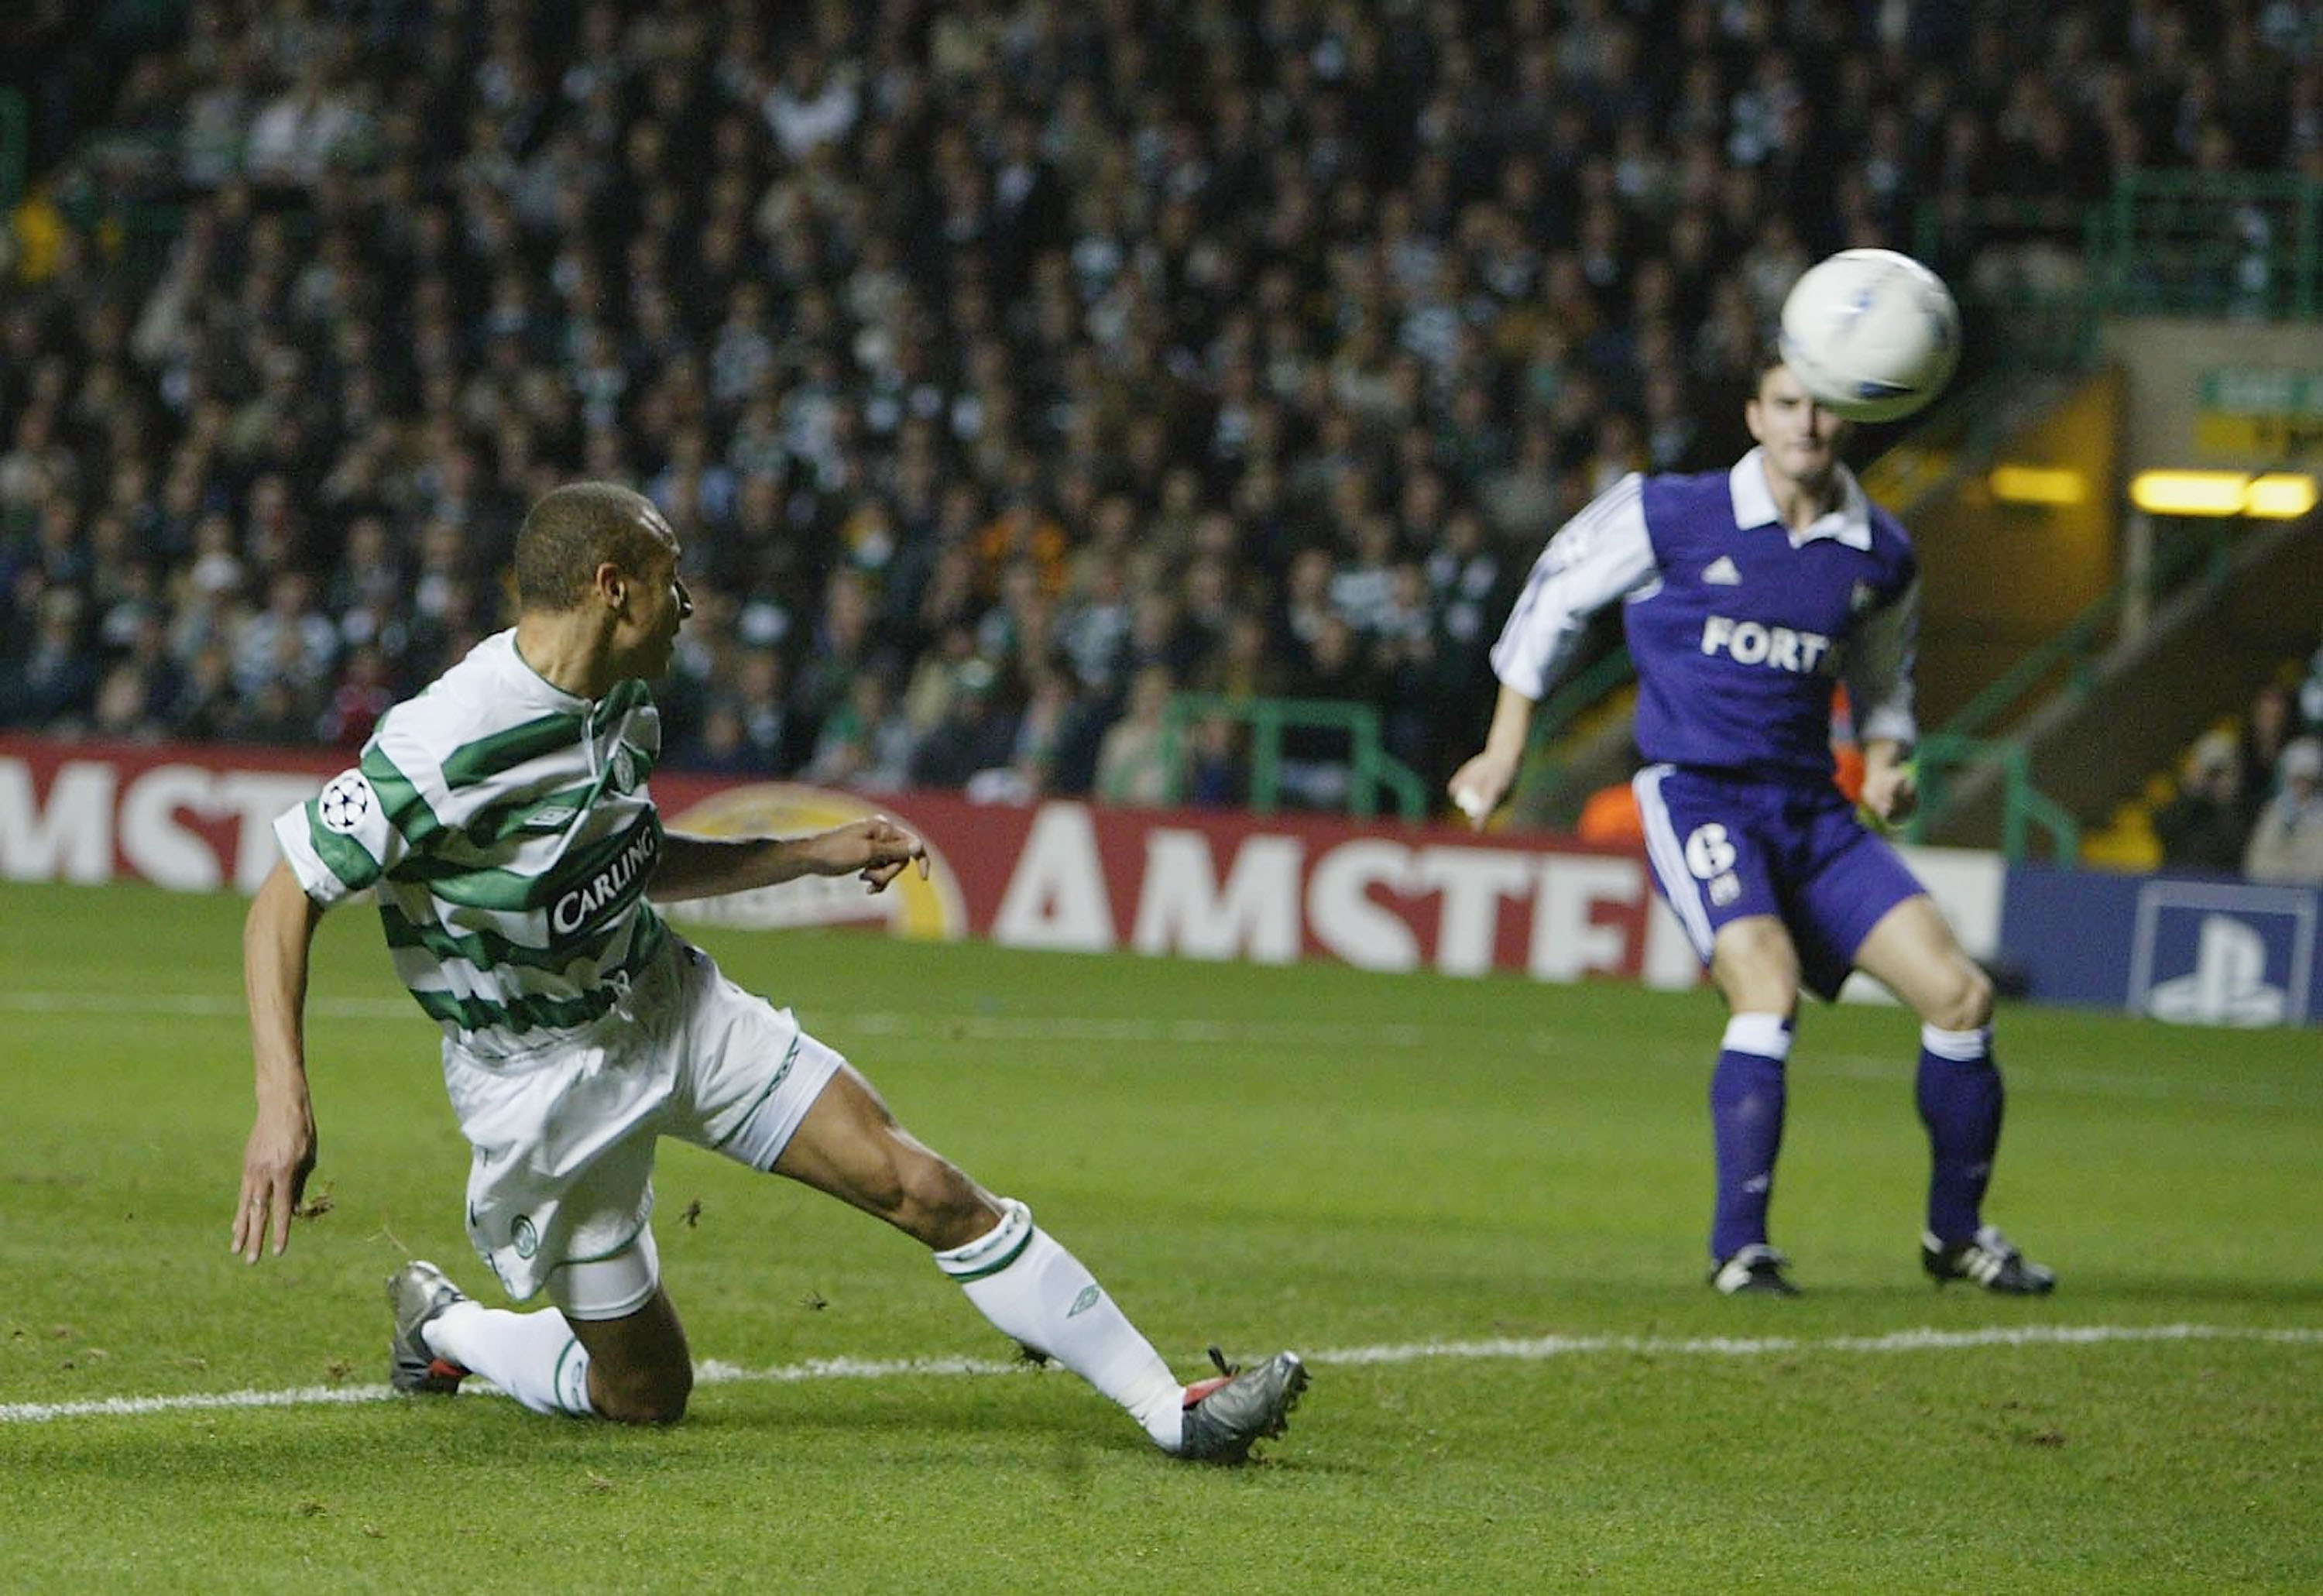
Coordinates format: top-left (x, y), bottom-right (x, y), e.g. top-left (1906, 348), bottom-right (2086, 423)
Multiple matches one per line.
top-left (274, 629), bottom-right (670, 1057)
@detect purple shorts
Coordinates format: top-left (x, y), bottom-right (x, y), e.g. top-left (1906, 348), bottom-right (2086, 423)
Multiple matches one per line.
top-left (1631, 764), bottom-right (1927, 1001)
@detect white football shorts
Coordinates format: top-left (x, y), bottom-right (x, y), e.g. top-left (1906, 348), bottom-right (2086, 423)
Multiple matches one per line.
top-left (440, 934), bottom-right (842, 1319)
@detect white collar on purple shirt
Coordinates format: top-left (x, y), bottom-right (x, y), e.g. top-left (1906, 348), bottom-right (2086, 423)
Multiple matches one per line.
top-left (1728, 449), bottom-right (1874, 551)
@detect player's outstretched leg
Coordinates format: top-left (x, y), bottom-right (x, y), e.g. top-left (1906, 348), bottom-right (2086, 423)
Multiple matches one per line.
top-left (386, 1260), bottom-right (599, 1416)
top-left (932, 1197), bottom-right (1306, 1462)
top-left (778, 1064), bottom-right (1306, 1461)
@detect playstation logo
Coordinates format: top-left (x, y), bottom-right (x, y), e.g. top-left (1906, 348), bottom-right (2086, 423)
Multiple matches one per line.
top-left (2145, 915), bottom-right (2287, 1025)
top-left (2130, 883), bottom-right (2317, 1028)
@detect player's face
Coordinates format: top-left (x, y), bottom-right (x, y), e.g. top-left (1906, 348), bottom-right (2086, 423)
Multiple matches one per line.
top-left (1745, 365), bottom-right (1847, 489)
top-left (614, 511), bottom-right (691, 679)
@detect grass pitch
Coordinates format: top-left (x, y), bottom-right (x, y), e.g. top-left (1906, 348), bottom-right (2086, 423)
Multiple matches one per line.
top-left (2, 878), bottom-right (2319, 1593)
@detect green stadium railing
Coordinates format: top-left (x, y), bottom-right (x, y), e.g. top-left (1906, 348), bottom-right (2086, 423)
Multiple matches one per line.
top-left (1916, 172), bottom-right (2323, 362)
top-left (1906, 733), bottom-right (2080, 865)
top-left (1900, 167), bottom-right (2323, 863)
top-left (2100, 170), bottom-right (2321, 322)
top-left (1156, 693), bottom-right (1429, 822)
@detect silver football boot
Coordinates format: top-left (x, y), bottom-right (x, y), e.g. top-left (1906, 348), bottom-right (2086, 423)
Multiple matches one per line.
top-left (386, 1259), bottom-right (472, 1394)
top-left (1175, 1346), bottom-right (1308, 1464)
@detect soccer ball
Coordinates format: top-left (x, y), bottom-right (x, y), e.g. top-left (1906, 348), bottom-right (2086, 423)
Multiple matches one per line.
top-left (1776, 249), bottom-right (1961, 424)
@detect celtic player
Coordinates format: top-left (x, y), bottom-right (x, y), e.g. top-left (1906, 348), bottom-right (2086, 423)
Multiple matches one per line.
top-left (234, 482), bottom-right (1305, 1460)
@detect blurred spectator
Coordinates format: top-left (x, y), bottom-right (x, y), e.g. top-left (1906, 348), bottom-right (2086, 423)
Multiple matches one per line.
top-left (2153, 730), bottom-right (2249, 875)
top-left (909, 656), bottom-right (1017, 791)
top-left (1183, 714), bottom-right (1247, 810)
top-left (233, 569), bottom-right (338, 700)
top-left (965, 654), bottom-right (1080, 805)
top-left (727, 647), bottom-right (805, 774)
top-left (804, 671), bottom-right (913, 793)
top-left (166, 641), bottom-right (246, 741)
top-left (1095, 664), bottom-right (1182, 808)
top-left (1, 587), bottom-right (98, 729)
top-left (2242, 737), bottom-right (2323, 885)
top-left (317, 641), bottom-right (396, 749)
top-left (2239, 681), bottom-right (2297, 810)
top-left (1278, 616), bottom-right (1382, 811)
top-left (673, 698), bottom-right (768, 777)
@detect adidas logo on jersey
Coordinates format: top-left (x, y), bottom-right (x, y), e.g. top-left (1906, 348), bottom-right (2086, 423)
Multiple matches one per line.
top-left (1702, 556), bottom-right (1742, 585)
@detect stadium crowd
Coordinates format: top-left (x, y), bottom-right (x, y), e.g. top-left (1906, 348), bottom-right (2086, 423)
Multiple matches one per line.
top-left (2, 0), bottom-right (2319, 839)
top-left (2153, 670), bottom-right (2323, 886)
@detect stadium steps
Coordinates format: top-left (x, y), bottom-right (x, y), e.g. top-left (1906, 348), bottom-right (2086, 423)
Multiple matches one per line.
top-left (2067, 658), bottom-right (2318, 874)
top-left (1920, 510), bottom-right (2323, 851)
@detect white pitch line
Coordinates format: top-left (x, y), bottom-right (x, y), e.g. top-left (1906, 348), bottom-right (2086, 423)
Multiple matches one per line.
top-left (4, 1323), bottom-right (2318, 1426)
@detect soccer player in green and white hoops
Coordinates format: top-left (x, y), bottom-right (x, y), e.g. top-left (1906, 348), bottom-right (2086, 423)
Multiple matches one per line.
top-left (233, 482), bottom-right (1305, 1460)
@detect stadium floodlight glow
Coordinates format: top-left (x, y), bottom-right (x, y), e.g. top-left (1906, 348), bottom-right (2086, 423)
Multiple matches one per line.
top-left (2129, 469), bottom-right (2319, 519)
top-left (1988, 465), bottom-right (2087, 506)
top-left (2246, 474), bottom-right (2320, 518)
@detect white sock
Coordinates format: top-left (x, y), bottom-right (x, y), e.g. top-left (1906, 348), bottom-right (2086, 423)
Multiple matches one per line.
top-left (424, 1302), bottom-right (595, 1417)
top-left (935, 1199), bottom-right (1186, 1450)
top-left (1920, 1022), bottom-right (1993, 1062)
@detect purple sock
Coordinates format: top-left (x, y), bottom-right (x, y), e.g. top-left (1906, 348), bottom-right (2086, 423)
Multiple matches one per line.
top-left (1709, 1014), bottom-right (1791, 1261)
top-left (1916, 1025), bottom-right (2002, 1244)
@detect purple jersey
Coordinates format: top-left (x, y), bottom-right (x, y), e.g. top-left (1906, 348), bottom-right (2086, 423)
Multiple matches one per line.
top-left (1628, 469), bottom-right (1917, 781)
top-left (1491, 451), bottom-right (1931, 986)
top-left (1491, 452), bottom-right (1922, 785)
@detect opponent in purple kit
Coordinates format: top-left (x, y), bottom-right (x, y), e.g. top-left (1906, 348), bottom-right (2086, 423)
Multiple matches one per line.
top-left (1449, 350), bottom-right (2054, 1297)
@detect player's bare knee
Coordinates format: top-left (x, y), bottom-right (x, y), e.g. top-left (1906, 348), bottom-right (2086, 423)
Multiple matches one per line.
top-left (1925, 961), bottom-right (1993, 1031)
top-left (1711, 922), bottom-right (1800, 1013)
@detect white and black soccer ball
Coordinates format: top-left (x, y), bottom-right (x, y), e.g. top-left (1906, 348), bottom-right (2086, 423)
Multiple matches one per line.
top-left (1776, 249), bottom-right (1961, 424)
